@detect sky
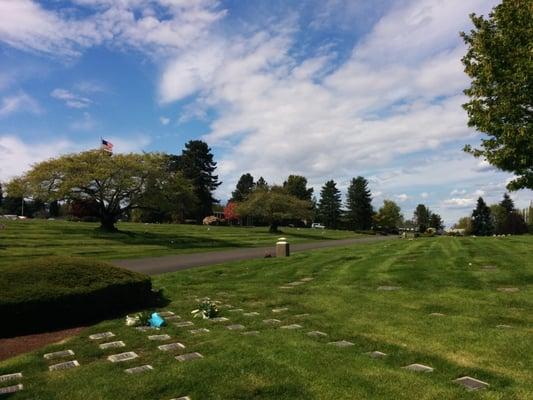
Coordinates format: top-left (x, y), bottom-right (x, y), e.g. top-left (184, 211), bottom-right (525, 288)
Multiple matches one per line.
top-left (0, 0), bottom-right (531, 225)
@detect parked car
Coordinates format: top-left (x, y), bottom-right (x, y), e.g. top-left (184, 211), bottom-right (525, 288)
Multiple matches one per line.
top-left (311, 223), bottom-right (325, 229)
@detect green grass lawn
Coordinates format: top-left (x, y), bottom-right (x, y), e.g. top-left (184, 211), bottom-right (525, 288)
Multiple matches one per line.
top-left (0, 219), bottom-right (362, 269)
top-left (1, 235), bottom-right (531, 399)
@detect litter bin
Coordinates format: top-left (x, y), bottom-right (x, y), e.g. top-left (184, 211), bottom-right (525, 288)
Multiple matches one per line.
top-left (276, 237), bottom-right (290, 257)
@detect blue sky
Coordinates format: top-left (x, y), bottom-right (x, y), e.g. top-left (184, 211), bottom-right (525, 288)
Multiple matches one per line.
top-left (0, 0), bottom-right (531, 225)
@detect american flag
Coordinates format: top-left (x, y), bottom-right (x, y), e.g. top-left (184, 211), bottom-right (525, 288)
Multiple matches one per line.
top-left (101, 138), bottom-right (113, 152)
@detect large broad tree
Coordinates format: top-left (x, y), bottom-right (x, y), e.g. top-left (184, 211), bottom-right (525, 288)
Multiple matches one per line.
top-left (283, 175), bottom-right (313, 201)
top-left (414, 204), bottom-right (431, 233)
top-left (471, 197), bottom-right (493, 236)
top-left (231, 173), bottom-right (254, 202)
top-left (172, 140), bottom-right (221, 221)
top-left (318, 180), bottom-right (342, 229)
top-left (373, 200), bottom-right (403, 233)
top-left (461, 0), bottom-right (533, 190)
top-left (236, 186), bottom-right (312, 233)
top-left (346, 176), bottom-right (373, 230)
top-left (8, 150), bottom-right (191, 231)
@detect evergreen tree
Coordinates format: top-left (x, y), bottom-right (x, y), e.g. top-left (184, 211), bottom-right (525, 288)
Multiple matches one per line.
top-left (414, 204), bottom-right (431, 232)
top-left (471, 197), bottom-right (493, 236)
top-left (283, 175), bottom-right (313, 201)
top-left (499, 193), bottom-right (515, 214)
top-left (429, 213), bottom-right (444, 230)
top-left (255, 177), bottom-right (268, 190)
top-left (173, 140), bottom-right (221, 221)
top-left (346, 176), bottom-right (373, 230)
top-left (318, 180), bottom-right (341, 229)
top-left (231, 173), bottom-right (254, 202)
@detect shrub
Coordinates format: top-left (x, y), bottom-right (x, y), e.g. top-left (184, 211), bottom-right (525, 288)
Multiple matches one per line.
top-left (0, 257), bottom-right (154, 337)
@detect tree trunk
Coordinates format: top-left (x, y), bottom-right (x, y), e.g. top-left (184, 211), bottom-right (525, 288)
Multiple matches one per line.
top-left (99, 214), bottom-right (118, 232)
top-left (269, 221), bottom-right (280, 233)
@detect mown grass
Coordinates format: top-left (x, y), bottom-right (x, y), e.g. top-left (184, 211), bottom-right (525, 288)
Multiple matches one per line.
top-left (0, 219), bottom-right (362, 269)
top-left (1, 236), bottom-right (531, 399)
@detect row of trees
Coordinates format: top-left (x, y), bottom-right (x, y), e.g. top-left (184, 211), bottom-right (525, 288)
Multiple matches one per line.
top-left (227, 173), bottom-right (444, 233)
top-left (2, 140), bottom-right (221, 231)
top-left (455, 193), bottom-right (530, 235)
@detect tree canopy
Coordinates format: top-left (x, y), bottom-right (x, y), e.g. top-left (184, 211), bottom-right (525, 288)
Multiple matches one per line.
top-left (172, 140), bottom-right (221, 221)
top-left (461, 0), bottom-right (533, 190)
top-left (414, 204), bottom-right (431, 232)
top-left (283, 175), bottom-right (313, 201)
top-left (471, 197), bottom-right (493, 236)
top-left (8, 150), bottom-right (192, 231)
top-left (346, 176), bottom-right (373, 230)
top-left (317, 180), bottom-right (342, 229)
top-left (373, 200), bottom-right (403, 232)
top-left (231, 173), bottom-right (254, 202)
top-left (236, 186), bottom-right (312, 233)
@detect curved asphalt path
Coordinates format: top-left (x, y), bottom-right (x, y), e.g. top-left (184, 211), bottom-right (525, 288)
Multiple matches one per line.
top-left (113, 235), bottom-right (395, 275)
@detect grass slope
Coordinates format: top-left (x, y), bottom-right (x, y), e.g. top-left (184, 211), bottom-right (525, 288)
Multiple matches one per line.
top-left (0, 219), bottom-right (362, 269)
top-left (0, 236), bottom-right (531, 399)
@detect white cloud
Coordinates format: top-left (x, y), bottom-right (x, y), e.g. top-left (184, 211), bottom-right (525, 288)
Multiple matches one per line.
top-left (0, 0), bottom-right (225, 58)
top-left (51, 88), bottom-right (93, 108)
top-left (442, 197), bottom-right (476, 208)
top-left (0, 92), bottom-right (40, 117)
top-left (159, 116), bottom-right (170, 125)
top-left (420, 192), bottom-right (429, 199)
top-left (395, 193), bottom-right (410, 202)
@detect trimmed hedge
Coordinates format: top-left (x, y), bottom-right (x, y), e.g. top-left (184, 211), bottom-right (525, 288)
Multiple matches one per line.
top-left (0, 257), bottom-right (154, 337)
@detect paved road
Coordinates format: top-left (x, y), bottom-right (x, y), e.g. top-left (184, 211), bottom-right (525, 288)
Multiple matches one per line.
top-left (114, 235), bottom-right (395, 275)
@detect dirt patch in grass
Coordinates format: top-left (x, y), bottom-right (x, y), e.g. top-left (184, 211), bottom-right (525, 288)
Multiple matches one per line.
top-left (0, 326), bottom-right (85, 361)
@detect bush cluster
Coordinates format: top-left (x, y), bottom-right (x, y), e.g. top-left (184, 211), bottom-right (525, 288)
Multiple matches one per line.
top-left (0, 257), bottom-right (154, 337)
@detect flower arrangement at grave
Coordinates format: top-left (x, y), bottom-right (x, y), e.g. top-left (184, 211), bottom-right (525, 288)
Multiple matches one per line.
top-left (125, 311), bottom-right (151, 326)
top-left (191, 298), bottom-right (220, 319)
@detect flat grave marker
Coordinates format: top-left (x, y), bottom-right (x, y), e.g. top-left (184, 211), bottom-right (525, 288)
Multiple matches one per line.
top-left (328, 340), bottom-right (354, 347)
top-left (158, 342), bottom-right (186, 352)
top-left (279, 286), bottom-right (293, 289)
top-left (89, 332), bottom-right (115, 340)
top-left (242, 331), bottom-right (260, 336)
top-left (300, 277), bottom-right (314, 282)
top-left (49, 360), bottom-right (80, 371)
top-left (170, 396), bottom-right (191, 400)
top-left (294, 313), bottom-right (310, 318)
top-left (125, 365), bottom-right (153, 374)
top-left (403, 363), bottom-right (433, 372)
top-left (263, 319), bottom-right (281, 324)
top-left (272, 307), bottom-right (289, 313)
top-left (243, 312), bottom-right (260, 317)
top-left (497, 287), bottom-right (519, 293)
top-left (158, 311), bottom-right (175, 317)
top-left (165, 315), bottom-right (181, 321)
top-left (99, 341), bottom-right (126, 350)
top-left (190, 328), bottom-right (210, 334)
top-left (44, 349), bottom-right (75, 360)
top-left (174, 321), bottom-right (194, 328)
top-left (0, 372), bottom-right (22, 383)
top-left (287, 281), bottom-right (305, 286)
top-left (377, 286), bottom-right (401, 291)
top-left (366, 351), bottom-right (387, 358)
top-left (280, 324), bottom-right (302, 330)
top-left (454, 376), bottom-right (489, 391)
top-left (107, 352), bottom-right (139, 363)
top-left (148, 334), bottom-right (171, 341)
top-left (496, 324), bottom-right (512, 329)
top-left (228, 308), bottom-right (244, 313)
top-left (307, 331), bottom-right (328, 338)
top-left (209, 317), bottom-right (229, 322)
top-left (226, 324), bottom-right (245, 331)
top-left (135, 326), bottom-right (158, 332)
top-left (176, 352), bottom-right (203, 362)
top-left (0, 384), bottom-right (23, 395)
